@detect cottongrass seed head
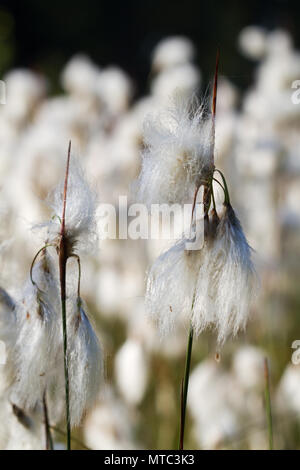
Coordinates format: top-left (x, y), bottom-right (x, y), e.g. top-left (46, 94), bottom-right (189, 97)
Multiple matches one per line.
top-left (45, 158), bottom-right (98, 255)
top-left (10, 256), bottom-right (62, 410)
top-left (67, 297), bottom-right (102, 427)
top-left (146, 204), bottom-right (257, 345)
top-left (134, 95), bottom-right (214, 206)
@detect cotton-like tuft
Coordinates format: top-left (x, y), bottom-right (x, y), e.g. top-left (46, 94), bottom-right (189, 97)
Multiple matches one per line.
top-left (152, 36), bottom-right (196, 71)
top-left (151, 64), bottom-right (201, 103)
top-left (145, 237), bottom-right (202, 337)
top-left (45, 159), bottom-right (98, 254)
top-left (134, 96), bottom-right (213, 206)
top-left (114, 338), bottom-right (149, 405)
top-left (11, 258), bottom-right (62, 410)
top-left (193, 205), bottom-right (257, 344)
top-left (145, 205), bottom-right (256, 344)
top-left (67, 298), bottom-right (102, 427)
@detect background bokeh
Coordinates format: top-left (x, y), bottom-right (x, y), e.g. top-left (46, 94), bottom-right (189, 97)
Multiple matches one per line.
top-left (0, 0), bottom-right (300, 451)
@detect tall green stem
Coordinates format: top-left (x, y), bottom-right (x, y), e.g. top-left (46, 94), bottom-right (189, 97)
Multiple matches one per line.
top-left (264, 357), bottom-right (273, 450)
top-left (59, 245), bottom-right (71, 450)
top-left (59, 141), bottom-right (71, 450)
top-left (179, 324), bottom-right (194, 450)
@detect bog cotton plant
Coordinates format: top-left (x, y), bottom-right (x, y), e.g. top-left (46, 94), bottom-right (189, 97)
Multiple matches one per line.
top-left (1, 143), bottom-right (102, 449)
top-left (135, 53), bottom-right (257, 448)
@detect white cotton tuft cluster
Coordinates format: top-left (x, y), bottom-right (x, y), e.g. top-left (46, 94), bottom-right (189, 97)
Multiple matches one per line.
top-left (134, 96), bottom-right (213, 206)
top-left (67, 298), bottom-right (103, 426)
top-left (2, 243), bottom-right (102, 429)
top-left (46, 159), bottom-right (98, 253)
top-left (146, 205), bottom-right (256, 344)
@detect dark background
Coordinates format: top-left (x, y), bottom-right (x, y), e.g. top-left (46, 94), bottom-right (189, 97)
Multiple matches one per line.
top-left (0, 0), bottom-right (299, 96)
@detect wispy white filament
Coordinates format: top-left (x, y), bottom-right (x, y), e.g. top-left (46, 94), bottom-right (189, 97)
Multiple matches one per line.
top-left (135, 96), bottom-right (213, 206)
top-left (67, 298), bottom-right (102, 426)
top-left (146, 205), bottom-right (256, 344)
top-left (45, 160), bottom-right (97, 254)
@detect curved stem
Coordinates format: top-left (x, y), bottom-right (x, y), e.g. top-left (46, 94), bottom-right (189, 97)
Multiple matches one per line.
top-left (214, 169), bottom-right (230, 205)
top-left (30, 244), bottom-right (54, 289)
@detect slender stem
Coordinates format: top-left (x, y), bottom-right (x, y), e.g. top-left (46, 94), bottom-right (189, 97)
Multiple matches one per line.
top-left (214, 169), bottom-right (230, 205)
top-left (59, 141), bottom-right (72, 450)
top-left (49, 425), bottom-right (91, 450)
top-left (43, 390), bottom-right (53, 450)
top-left (30, 244), bottom-right (54, 289)
top-left (179, 324), bottom-right (194, 450)
top-left (211, 49), bottom-right (219, 166)
top-left (264, 357), bottom-right (273, 450)
top-left (210, 179), bottom-right (217, 212)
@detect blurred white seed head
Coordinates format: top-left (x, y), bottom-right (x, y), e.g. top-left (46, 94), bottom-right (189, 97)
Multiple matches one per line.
top-left (152, 36), bottom-right (196, 71)
top-left (134, 96), bottom-right (213, 206)
top-left (96, 67), bottom-right (133, 114)
top-left (188, 360), bottom-right (239, 449)
top-left (276, 364), bottom-right (300, 415)
top-left (232, 345), bottom-right (265, 389)
top-left (3, 70), bottom-right (46, 124)
top-left (151, 64), bottom-right (201, 103)
top-left (61, 55), bottom-right (99, 97)
top-left (238, 26), bottom-right (267, 60)
top-left (114, 338), bottom-right (149, 405)
top-left (84, 387), bottom-right (138, 450)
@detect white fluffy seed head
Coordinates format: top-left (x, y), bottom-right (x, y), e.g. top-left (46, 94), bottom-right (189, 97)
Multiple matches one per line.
top-left (114, 338), bottom-right (148, 405)
top-left (61, 55), bottom-right (99, 97)
top-left (11, 259), bottom-right (61, 410)
top-left (67, 297), bottom-right (102, 427)
top-left (152, 36), bottom-right (196, 71)
top-left (145, 237), bottom-right (202, 337)
top-left (134, 96), bottom-right (213, 206)
top-left (146, 205), bottom-right (256, 344)
top-left (194, 205), bottom-right (257, 344)
top-left (238, 26), bottom-right (267, 60)
top-left (45, 159), bottom-right (98, 254)
top-left (151, 64), bottom-right (201, 102)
